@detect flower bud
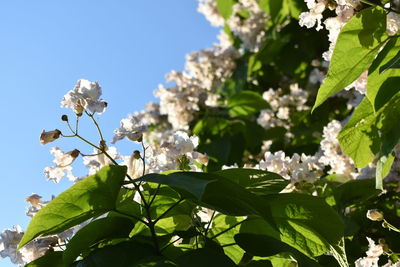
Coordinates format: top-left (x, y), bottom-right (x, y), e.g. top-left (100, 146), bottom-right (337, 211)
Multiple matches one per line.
top-left (133, 150), bottom-right (141, 159)
top-left (61, 115), bottom-right (68, 121)
top-left (367, 209), bottom-right (384, 221)
top-left (70, 149), bottom-right (80, 159)
top-left (40, 129), bottom-right (62, 145)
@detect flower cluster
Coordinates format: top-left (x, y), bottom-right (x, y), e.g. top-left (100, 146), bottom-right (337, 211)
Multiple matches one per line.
top-left (259, 151), bottom-right (324, 184)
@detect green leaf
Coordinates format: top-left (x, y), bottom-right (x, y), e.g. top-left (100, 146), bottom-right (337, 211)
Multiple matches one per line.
top-left (26, 251), bottom-right (63, 267)
top-left (219, 56), bottom-right (248, 97)
top-left (376, 147), bottom-right (395, 189)
top-left (72, 241), bottom-right (156, 266)
top-left (19, 165), bottom-right (127, 248)
top-left (338, 97), bottom-right (380, 168)
top-left (139, 172), bottom-right (267, 217)
top-left (115, 188), bottom-right (143, 218)
top-left (332, 179), bottom-right (379, 209)
top-left (175, 248), bottom-right (236, 267)
top-left (209, 214), bottom-right (245, 264)
top-left (259, 0), bottom-right (304, 24)
top-left (367, 36), bottom-right (400, 111)
top-left (228, 91), bottom-right (270, 117)
top-left (213, 168), bottom-right (289, 195)
top-left (216, 0), bottom-right (237, 20)
top-left (63, 216), bottom-right (135, 265)
top-left (235, 233), bottom-right (322, 266)
top-left (375, 90), bottom-right (400, 187)
top-left (313, 6), bottom-right (388, 111)
top-left (380, 43), bottom-right (400, 73)
top-left (262, 194), bottom-right (344, 258)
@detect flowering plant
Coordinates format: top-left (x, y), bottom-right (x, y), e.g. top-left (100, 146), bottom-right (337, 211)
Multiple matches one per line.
top-left (2, 0), bottom-right (400, 266)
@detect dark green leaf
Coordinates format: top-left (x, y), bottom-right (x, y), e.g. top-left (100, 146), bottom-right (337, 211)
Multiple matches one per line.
top-left (235, 234), bottom-right (322, 267)
top-left (63, 216), bottom-right (135, 265)
top-left (332, 179), bottom-right (380, 209)
top-left (175, 248), bottom-right (236, 267)
top-left (72, 241), bottom-right (156, 267)
top-left (26, 252), bottom-right (63, 267)
top-left (213, 168), bottom-right (289, 195)
top-left (262, 194), bottom-right (344, 258)
top-left (139, 172), bottom-right (267, 217)
top-left (19, 165), bottom-right (127, 248)
top-left (228, 91), bottom-right (270, 117)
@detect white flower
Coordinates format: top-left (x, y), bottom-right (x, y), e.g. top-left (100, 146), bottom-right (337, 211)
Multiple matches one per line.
top-left (112, 113), bottom-right (148, 143)
top-left (83, 146), bottom-right (120, 176)
top-left (299, 1), bottom-right (326, 31)
top-left (44, 147), bottom-right (79, 183)
top-left (19, 237), bottom-right (58, 264)
top-left (355, 237), bottom-right (384, 267)
top-left (197, 0), bottom-right (225, 27)
top-left (259, 151), bottom-right (324, 184)
top-left (387, 12), bottom-right (400, 36)
top-left (122, 151), bottom-right (144, 179)
top-left (0, 226), bottom-right (24, 265)
top-left (61, 79), bottom-right (107, 115)
top-left (319, 120), bottom-right (357, 177)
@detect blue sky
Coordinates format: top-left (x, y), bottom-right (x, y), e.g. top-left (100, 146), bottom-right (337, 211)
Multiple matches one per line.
top-left (0, 1), bottom-right (219, 265)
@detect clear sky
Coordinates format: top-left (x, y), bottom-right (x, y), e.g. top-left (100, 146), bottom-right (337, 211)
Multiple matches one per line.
top-left (0, 1), bottom-right (219, 266)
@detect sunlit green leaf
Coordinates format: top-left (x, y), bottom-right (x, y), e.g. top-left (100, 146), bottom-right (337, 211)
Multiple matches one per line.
top-left (19, 165), bottom-right (127, 248)
top-left (313, 6), bottom-right (388, 111)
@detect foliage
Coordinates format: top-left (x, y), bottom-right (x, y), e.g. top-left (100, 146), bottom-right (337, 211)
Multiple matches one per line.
top-left (3, 0), bottom-right (400, 266)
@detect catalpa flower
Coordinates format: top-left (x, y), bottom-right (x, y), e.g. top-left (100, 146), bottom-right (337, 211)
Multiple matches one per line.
top-left (61, 79), bottom-right (107, 115)
top-left (44, 147), bottom-right (79, 183)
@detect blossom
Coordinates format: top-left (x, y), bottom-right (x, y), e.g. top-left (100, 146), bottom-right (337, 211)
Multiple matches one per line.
top-left (355, 237), bottom-right (384, 267)
top-left (122, 151), bottom-right (145, 179)
top-left (319, 120), bottom-right (357, 177)
top-left (367, 209), bottom-right (384, 221)
top-left (259, 151), bottom-right (324, 184)
top-left (299, 1), bottom-right (326, 31)
top-left (387, 12), bottom-right (400, 36)
top-left (39, 129), bottom-right (61, 145)
top-left (226, 0), bottom-right (267, 52)
top-left (61, 79), bottom-right (107, 115)
top-left (83, 146), bottom-right (120, 176)
top-left (44, 147), bottom-right (79, 183)
top-left (0, 226), bottom-right (24, 265)
top-left (147, 131), bottom-right (202, 173)
top-left (25, 194), bottom-right (43, 208)
top-left (19, 237), bottom-right (58, 263)
top-left (197, 0), bottom-right (224, 27)
top-left (112, 112), bottom-right (148, 143)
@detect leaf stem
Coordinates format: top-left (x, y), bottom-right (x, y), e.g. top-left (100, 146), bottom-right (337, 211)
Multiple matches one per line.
top-left (148, 184), bottom-right (161, 207)
top-left (113, 210), bottom-right (148, 225)
top-left (161, 236), bottom-right (182, 251)
top-left (86, 111), bottom-right (104, 142)
top-left (209, 218), bottom-right (248, 240)
top-left (204, 210), bottom-right (216, 236)
top-left (154, 199), bottom-right (184, 224)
